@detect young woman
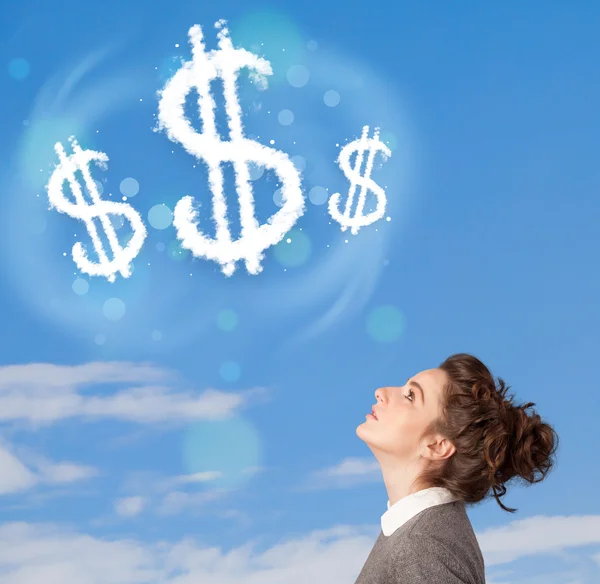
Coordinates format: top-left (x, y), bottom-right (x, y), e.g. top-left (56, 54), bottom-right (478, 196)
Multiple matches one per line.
top-left (355, 353), bottom-right (558, 583)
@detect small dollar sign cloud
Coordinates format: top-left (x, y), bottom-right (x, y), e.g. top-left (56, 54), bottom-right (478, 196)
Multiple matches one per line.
top-left (328, 125), bottom-right (392, 235)
top-left (156, 20), bottom-right (305, 277)
top-left (46, 137), bottom-right (147, 283)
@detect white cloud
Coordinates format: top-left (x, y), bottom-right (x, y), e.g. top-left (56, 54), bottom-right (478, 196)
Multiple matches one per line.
top-left (487, 569), bottom-right (589, 584)
top-left (0, 362), bottom-right (261, 426)
top-left (0, 521), bottom-right (377, 584)
top-left (0, 443), bottom-right (97, 495)
top-left (0, 362), bottom-right (169, 389)
top-left (116, 468), bottom-right (265, 519)
top-left (161, 471), bottom-right (223, 488)
top-left (36, 461), bottom-right (98, 484)
top-left (157, 489), bottom-right (227, 516)
top-left (297, 456), bottom-right (380, 491)
top-left (0, 446), bottom-right (37, 494)
top-left (478, 514), bottom-right (600, 566)
top-left (0, 514), bottom-right (599, 584)
top-left (113, 471), bottom-right (230, 518)
top-left (114, 496), bottom-right (146, 518)
top-left (318, 457), bottom-right (380, 478)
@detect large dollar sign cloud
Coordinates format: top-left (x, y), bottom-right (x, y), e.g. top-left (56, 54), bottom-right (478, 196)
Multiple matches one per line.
top-left (46, 138), bottom-right (147, 282)
top-left (329, 125), bottom-right (392, 235)
top-left (156, 20), bottom-right (305, 277)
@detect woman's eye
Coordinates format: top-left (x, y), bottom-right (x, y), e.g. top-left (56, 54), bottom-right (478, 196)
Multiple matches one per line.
top-left (405, 390), bottom-right (414, 402)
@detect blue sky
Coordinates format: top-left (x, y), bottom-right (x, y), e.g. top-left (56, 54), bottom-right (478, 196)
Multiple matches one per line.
top-left (1, 1), bottom-right (599, 582)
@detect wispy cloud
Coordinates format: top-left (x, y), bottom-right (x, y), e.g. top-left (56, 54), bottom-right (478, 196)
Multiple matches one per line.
top-left (478, 514), bottom-right (600, 567)
top-left (0, 362), bottom-right (263, 426)
top-left (156, 489), bottom-right (226, 516)
top-left (0, 514), bottom-right (599, 583)
top-left (159, 471), bottom-right (223, 489)
top-left (0, 362), bottom-right (169, 388)
top-left (114, 496), bottom-right (146, 518)
top-left (155, 472), bottom-right (227, 517)
top-left (0, 443), bottom-right (97, 495)
top-left (119, 469), bottom-right (268, 518)
top-left (0, 445), bottom-right (36, 494)
top-left (35, 460), bottom-right (98, 484)
top-left (297, 456), bottom-right (380, 491)
top-left (0, 521), bottom-right (377, 583)
top-left (114, 470), bottom-right (233, 518)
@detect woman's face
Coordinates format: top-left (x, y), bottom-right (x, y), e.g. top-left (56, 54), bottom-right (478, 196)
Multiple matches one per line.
top-left (356, 368), bottom-right (448, 461)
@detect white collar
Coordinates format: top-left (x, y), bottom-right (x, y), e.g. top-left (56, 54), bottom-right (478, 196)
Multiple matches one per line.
top-left (381, 487), bottom-right (459, 536)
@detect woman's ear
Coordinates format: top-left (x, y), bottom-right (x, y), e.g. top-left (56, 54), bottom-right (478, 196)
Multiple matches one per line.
top-left (424, 436), bottom-right (456, 461)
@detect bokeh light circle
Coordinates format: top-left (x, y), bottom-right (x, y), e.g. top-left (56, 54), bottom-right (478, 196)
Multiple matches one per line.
top-left (230, 11), bottom-right (305, 85)
top-left (148, 204), bottom-right (173, 230)
top-left (249, 162), bottom-right (264, 180)
top-left (168, 240), bottom-right (190, 261)
top-left (119, 177), bottom-right (139, 197)
top-left (220, 361), bottom-right (241, 382)
top-left (8, 58), bottom-right (30, 80)
top-left (324, 89), bottom-right (341, 107)
top-left (291, 155), bottom-right (306, 171)
top-left (103, 297), bottom-right (126, 322)
top-left (94, 333), bottom-right (106, 346)
top-left (278, 109), bottom-right (294, 125)
top-left (72, 278), bottom-right (89, 296)
top-left (286, 64), bottom-right (309, 88)
top-left (217, 309), bottom-right (238, 332)
top-left (380, 130), bottom-right (398, 152)
top-left (151, 330), bottom-right (162, 341)
top-left (309, 185), bottom-right (328, 205)
top-left (366, 305), bottom-right (406, 342)
top-left (111, 215), bottom-right (125, 230)
top-left (182, 416), bottom-right (262, 490)
top-left (273, 228), bottom-right (312, 268)
top-left (273, 188), bottom-right (283, 207)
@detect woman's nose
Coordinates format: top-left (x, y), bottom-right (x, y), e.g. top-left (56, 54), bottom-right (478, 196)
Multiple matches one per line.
top-left (374, 387), bottom-right (385, 403)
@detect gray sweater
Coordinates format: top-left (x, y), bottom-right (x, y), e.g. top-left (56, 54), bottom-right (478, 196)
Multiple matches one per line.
top-left (355, 501), bottom-right (485, 583)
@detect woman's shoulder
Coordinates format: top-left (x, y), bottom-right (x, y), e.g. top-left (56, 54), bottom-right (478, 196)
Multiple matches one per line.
top-left (393, 502), bottom-right (485, 581)
top-left (407, 500), bottom-right (471, 536)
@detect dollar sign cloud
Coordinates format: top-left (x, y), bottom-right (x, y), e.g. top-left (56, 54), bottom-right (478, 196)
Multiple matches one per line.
top-left (328, 125), bottom-right (392, 235)
top-left (46, 137), bottom-right (147, 283)
top-left (156, 20), bottom-right (305, 277)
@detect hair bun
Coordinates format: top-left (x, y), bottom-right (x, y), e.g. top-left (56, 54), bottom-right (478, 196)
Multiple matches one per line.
top-left (491, 401), bottom-right (558, 486)
top-left (435, 353), bottom-right (559, 513)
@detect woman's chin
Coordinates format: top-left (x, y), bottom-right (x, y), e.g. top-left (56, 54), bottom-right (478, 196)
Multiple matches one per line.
top-left (356, 422), bottom-right (370, 442)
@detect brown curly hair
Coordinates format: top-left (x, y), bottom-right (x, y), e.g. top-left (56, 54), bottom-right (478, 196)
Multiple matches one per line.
top-left (418, 353), bottom-right (559, 513)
